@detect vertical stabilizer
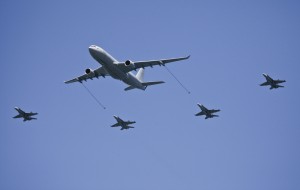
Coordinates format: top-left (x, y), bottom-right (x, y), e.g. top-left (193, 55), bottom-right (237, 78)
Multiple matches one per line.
top-left (136, 68), bottom-right (144, 82)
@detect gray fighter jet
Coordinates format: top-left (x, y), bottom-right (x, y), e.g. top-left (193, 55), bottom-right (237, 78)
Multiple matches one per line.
top-left (13, 107), bottom-right (38, 121)
top-left (260, 73), bottom-right (286, 89)
top-left (111, 116), bottom-right (136, 130)
top-left (195, 104), bottom-right (220, 119)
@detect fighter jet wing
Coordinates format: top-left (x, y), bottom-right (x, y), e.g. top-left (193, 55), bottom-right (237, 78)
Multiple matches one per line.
top-left (64, 67), bottom-right (109, 84)
top-left (260, 82), bottom-right (269, 86)
top-left (116, 56), bottom-right (190, 73)
top-left (111, 123), bottom-right (120, 127)
top-left (18, 109), bottom-right (26, 115)
top-left (195, 112), bottom-right (205, 116)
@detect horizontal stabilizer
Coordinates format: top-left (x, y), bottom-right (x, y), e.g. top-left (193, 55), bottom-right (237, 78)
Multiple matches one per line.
top-left (124, 86), bottom-right (136, 91)
top-left (141, 81), bottom-right (165, 86)
top-left (124, 81), bottom-right (165, 91)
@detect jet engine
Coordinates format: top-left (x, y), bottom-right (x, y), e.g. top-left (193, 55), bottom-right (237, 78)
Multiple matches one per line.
top-left (85, 68), bottom-right (93, 74)
top-left (124, 60), bottom-right (136, 69)
top-left (85, 68), bottom-right (96, 78)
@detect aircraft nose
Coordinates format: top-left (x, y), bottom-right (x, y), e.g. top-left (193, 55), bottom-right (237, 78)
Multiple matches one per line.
top-left (89, 46), bottom-right (97, 57)
top-left (89, 45), bottom-right (104, 56)
top-left (89, 45), bottom-right (96, 53)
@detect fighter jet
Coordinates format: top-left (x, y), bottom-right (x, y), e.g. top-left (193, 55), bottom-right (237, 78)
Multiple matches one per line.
top-left (13, 107), bottom-right (38, 121)
top-left (65, 45), bottom-right (190, 91)
top-left (111, 116), bottom-right (136, 130)
top-left (260, 73), bottom-right (286, 89)
top-left (195, 104), bottom-right (220, 119)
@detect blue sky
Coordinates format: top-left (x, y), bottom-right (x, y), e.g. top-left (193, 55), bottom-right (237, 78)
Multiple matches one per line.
top-left (1, 0), bottom-right (300, 189)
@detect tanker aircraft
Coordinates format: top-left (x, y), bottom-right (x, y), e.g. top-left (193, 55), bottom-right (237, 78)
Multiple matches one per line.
top-left (65, 45), bottom-right (190, 91)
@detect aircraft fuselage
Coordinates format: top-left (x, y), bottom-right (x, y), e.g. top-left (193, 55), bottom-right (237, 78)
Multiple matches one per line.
top-left (89, 45), bottom-right (146, 90)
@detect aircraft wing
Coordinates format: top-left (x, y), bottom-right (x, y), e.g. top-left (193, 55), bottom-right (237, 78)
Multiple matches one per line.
top-left (15, 108), bottom-right (25, 115)
top-left (260, 82), bottom-right (269, 86)
top-left (111, 123), bottom-right (120, 127)
top-left (116, 56), bottom-right (190, 73)
top-left (64, 67), bottom-right (109, 84)
top-left (114, 117), bottom-right (124, 124)
top-left (195, 112), bottom-right (205, 116)
top-left (198, 104), bottom-right (208, 112)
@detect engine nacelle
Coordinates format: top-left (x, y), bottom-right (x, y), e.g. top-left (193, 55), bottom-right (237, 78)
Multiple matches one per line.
top-left (85, 68), bottom-right (94, 74)
top-left (85, 68), bottom-right (96, 78)
top-left (124, 60), bottom-right (136, 69)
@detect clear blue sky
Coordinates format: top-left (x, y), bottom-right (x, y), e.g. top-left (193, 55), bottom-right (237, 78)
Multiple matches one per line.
top-left (1, 0), bottom-right (300, 189)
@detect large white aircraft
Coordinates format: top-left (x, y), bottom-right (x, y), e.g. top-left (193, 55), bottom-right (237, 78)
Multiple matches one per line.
top-left (65, 45), bottom-right (190, 91)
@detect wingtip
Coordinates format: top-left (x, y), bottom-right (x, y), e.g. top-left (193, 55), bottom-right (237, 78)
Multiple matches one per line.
top-left (64, 78), bottom-right (81, 84)
top-left (64, 80), bottom-right (72, 84)
top-left (186, 55), bottom-right (191, 59)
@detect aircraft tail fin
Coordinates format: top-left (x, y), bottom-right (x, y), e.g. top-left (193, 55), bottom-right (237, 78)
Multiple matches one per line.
top-left (137, 67), bottom-right (165, 87)
top-left (136, 68), bottom-right (144, 81)
top-left (124, 68), bottom-right (164, 91)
